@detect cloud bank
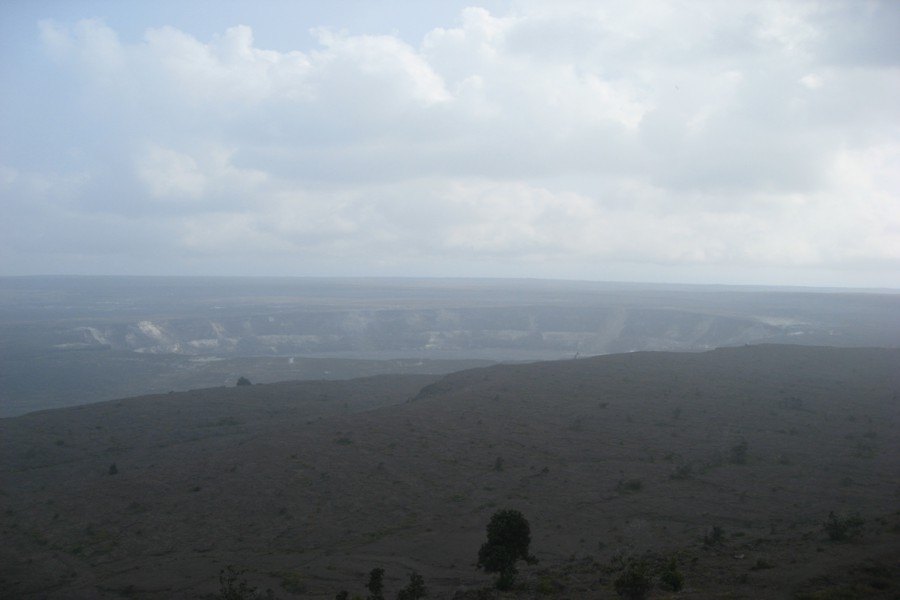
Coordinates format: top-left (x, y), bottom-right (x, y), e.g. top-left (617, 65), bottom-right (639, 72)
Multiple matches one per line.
top-left (2, 1), bottom-right (899, 286)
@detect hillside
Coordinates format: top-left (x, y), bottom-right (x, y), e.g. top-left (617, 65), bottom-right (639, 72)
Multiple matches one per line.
top-left (1, 345), bottom-right (899, 599)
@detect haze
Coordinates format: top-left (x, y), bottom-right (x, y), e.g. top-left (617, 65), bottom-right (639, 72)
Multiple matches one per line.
top-left (2, 4), bottom-right (900, 595)
top-left (2, 1), bottom-right (899, 288)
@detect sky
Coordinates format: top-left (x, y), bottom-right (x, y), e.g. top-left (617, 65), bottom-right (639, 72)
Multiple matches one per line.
top-left (1, 1), bottom-right (899, 288)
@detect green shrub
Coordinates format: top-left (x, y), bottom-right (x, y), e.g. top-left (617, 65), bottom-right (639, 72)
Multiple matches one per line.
top-left (217, 566), bottom-right (276, 600)
top-left (616, 479), bottom-right (643, 494)
top-left (670, 463), bottom-right (692, 480)
top-left (824, 511), bottom-right (864, 541)
top-left (396, 571), bottom-right (428, 600)
top-left (730, 439), bottom-right (748, 464)
top-left (658, 558), bottom-right (684, 591)
top-left (751, 558), bottom-right (773, 570)
top-left (614, 560), bottom-right (653, 600)
top-left (534, 574), bottom-right (563, 595)
top-left (703, 525), bottom-right (725, 547)
top-left (273, 570), bottom-right (305, 594)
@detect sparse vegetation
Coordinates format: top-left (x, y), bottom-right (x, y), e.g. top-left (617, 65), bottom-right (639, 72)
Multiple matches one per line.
top-left (853, 440), bottom-right (876, 458)
top-left (217, 565), bottom-right (276, 600)
top-left (339, 568), bottom-right (427, 600)
top-left (613, 559), bottom-right (653, 600)
top-left (4, 342), bottom-right (899, 599)
top-left (670, 463), bottom-right (693, 480)
top-left (730, 439), bottom-right (749, 464)
top-left (273, 570), bottom-right (305, 594)
top-left (533, 573), bottom-right (564, 595)
top-left (704, 525), bottom-right (725, 547)
top-left (824, 511), bottom-right (864, 541)
top-left (396, 571), bottom-right (428, 600)
top-left (616, 478), bottom-right (643, 494)
top-left (778, 396), bottom-right (805, 411)
top-left (659, 557), bottom-right (684, 591)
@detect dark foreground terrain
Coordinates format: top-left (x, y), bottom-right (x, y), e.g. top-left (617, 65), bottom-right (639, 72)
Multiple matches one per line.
top-left (1, 345), bottom-right (899, 599)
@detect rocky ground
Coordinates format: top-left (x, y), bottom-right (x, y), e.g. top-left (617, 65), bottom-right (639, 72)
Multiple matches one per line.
top-left (1, 344), bottom-right (899, 599)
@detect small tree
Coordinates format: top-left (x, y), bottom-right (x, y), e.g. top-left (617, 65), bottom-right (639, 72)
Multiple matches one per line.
top-left (477, 509), bottom-right (536, 589)
top-left (366, 568), bottom-right (385, 600)
top-left (396, 571), bottom-right (427, 600)
top-left (614, 559), bottom-right (653, 600)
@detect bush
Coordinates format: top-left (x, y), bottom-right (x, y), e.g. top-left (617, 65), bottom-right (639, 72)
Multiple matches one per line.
top-left (824, 511), bottom-right (864, 541)
top-left (614, 560), bottom-right (653, 600)
top-left (670, 463), bottom-right (692, 480)
top-left (703, 525), bottom-right (724, 547)
top-left (218, 566), bottom-right (276, 600)
top-left (658, 558), bottom-right (684, 591)
top-left (730, 439), bottom-right (748, 464)
top-left (396, 571), bottom-right (428, 600)
top-left (750, 558), bottom-right (773, 571)
top-left (616, 479), bottom-right (643, 494)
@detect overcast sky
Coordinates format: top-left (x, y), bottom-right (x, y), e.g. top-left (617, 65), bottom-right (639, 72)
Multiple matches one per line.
top-left (1, 1), bottom-right (898, 288)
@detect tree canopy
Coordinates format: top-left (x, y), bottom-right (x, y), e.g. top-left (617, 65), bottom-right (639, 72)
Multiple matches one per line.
top-left (477, 509), bottom-right (536, 589)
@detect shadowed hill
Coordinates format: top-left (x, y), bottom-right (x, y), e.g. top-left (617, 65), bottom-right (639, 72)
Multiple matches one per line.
top-left (1, 345), bottom-right (898, 599)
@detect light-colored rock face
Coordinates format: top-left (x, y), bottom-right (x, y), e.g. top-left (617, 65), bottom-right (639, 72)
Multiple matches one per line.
top-left (46, 306), bottom-right (804, 358)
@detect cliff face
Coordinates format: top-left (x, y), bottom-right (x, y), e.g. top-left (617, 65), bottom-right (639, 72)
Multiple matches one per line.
top-left (41, 305), bottom-right (797, 357)
top-left (3, 277), bottom-right (898, 415)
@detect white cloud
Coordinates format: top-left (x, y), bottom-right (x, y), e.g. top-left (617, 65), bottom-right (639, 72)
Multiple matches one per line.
top-left (2, 2), bottom-right (897, 285)
top-left (136, 144), bottom-right (268, 202)
top-left (137, 146), bottom-right (207, 199)
top-left (39, 18), bottom-right (126, 75)
top-left (799, 72), bottom-right (823, 89)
